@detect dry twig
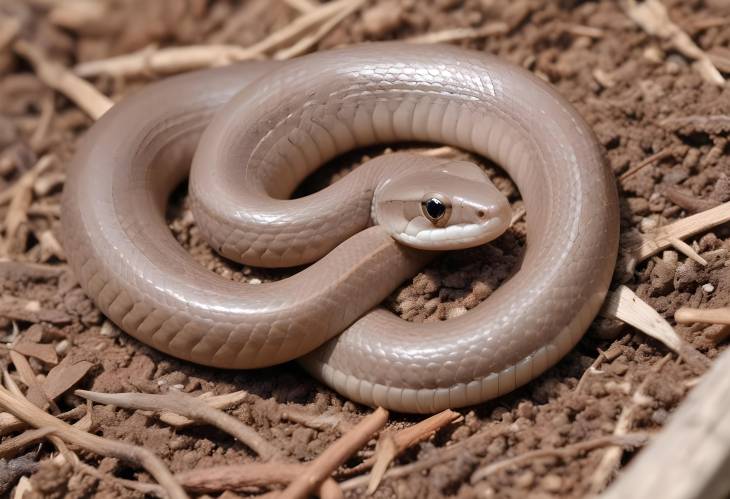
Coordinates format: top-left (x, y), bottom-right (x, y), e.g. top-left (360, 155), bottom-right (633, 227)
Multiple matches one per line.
top-left (155, 390), bottom-right (248, 428)
top-left (280, 407), bottom-right (352, 432)
top-left (175, 463), bottom-right (341, 498)
top-left (662, 186), bottom-right (720, 213)
top-left (471, 433), bottom-right (649, 484)
top-left (37, 230), bottom-right (65, 262)
top-left (708, 48), bottom-right (730, 73)
top-left (624, 201), bottom-right (730, 264)
top-left (406, 22), bottom-right (507, 44)
top-left (283, 0), bottom-right (318, 13)
top-left (1, 155), bottom-right (55, 256)
top-left (338, 428), bottom-right (499, 492)
top-left (274, 0), bottom-right (365, 60)
top-left (75, 389), bottom-right (279, 460)
top-left (29, 92), bottom-right (55, 152)
top-left (74, 0), bottom-right (361, 78)
top-left (367, 409), bottom-right (461, 493)
top-left (622, 0), bottom-right (724, 86)
top-left (13, 476), bottom-right (33, 498)
top-left (13, 40), bottom-right (112, 119)
top-left (0, 406), bottom-right (85, 437)
top-left (675, 306), bottom-right (730, 325)
top-left (280, 407), bottom-right (389, 499)
top-left (8, 352), bottom-right (54, 411)
top-left (619, 148), bottom-right (673, 182)
top-left (0, 427), bottom-right (55, 459)
top-left (600, 285), bottom-right (709, 372)
top-left (0, 386), bottom-right (187, 499)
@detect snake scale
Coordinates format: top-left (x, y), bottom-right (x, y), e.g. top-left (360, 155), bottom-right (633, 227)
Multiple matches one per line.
top-left (61, 43), bottom-right (619, 413)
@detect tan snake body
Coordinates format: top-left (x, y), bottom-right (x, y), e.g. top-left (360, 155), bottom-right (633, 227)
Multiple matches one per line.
top-left (61, 43), bottom-right (619, 413)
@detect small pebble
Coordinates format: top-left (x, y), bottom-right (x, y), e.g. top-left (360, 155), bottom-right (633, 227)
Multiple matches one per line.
top-left (55, 339), bottom-right (70, 355)
top-left (640, 216), bottom-right (658, 232)
top-left (515, 470), bottom-right (535, 489)
top-left (702, 283), bottom-right (714, 293)
top-left (643, 46), bottom-right (664, 63)
top-left (541, 474), bottom-right (563, 492)
top-left (100, 320), bottom-right (120, 337)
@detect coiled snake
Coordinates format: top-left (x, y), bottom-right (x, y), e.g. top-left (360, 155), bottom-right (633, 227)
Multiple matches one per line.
top-left (61, 43), bottom-right (619, 413)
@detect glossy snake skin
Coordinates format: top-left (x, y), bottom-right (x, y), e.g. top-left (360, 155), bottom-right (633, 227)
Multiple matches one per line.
top-left (61, 43), bottom-right (619, 413)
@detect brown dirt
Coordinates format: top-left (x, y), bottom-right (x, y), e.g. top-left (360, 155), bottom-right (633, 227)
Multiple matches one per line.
top-left (1, 0), bottom-right (729, 498)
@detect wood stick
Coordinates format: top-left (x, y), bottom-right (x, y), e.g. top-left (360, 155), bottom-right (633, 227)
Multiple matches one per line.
top-left (622, 0), bottom-right (724, 86)
top-left (280, 407), bottom-right (352, 432)
top-left (74, 0), bottom-right (359, 78)
top-left (0, 427), bottom-right (55, 459)
top-left (156, 390), bottom-right (248, 428)
top-left (1, 155), bottom-right (55, 256)
top-left (274, 0), bottom-right (365, 60)
top-left (282, 0), bottom-right (318, 13)
top-left (619, 148), bottom-right (673, 181)
top-left (0, 405), bottom-right (85, 437)
top-left (624, 201), bottom-right (730, 262)
top-left (13, 40), bottom-right (112, 119)
top-left (406, 22), bottom-right (508, 44)
top-left (471, 433), bottom-right (649, 484)
top-left (366, 409), bottom-right (461, 493)
top-left (175, 463), bottom-right (341, 498)
top-left (675, 307), bottom-right (730, 325)
top-left (7, 352), bottom-right (54, 411)
top-left (339, 430), bottom-right (496, 492)
top-left (280, 407), bottom-right (388, 499)
top-left (75, 389), bottom-right (279, 460)
top-left (600, 285), bottom-right (709, 372)
top-left (0, 386), bottom-right (188, 499)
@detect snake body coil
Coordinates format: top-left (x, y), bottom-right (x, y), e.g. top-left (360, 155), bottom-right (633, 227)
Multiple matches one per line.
top-left (61, 43), bottom-right (619, 413)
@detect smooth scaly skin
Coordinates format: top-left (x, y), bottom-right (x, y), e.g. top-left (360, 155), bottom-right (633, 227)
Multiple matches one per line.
top-left (61, 43), bottom-right (619, 413)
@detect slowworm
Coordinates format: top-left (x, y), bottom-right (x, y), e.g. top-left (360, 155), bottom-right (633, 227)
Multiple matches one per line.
top-left (61, 43), bottom-right (619, 413)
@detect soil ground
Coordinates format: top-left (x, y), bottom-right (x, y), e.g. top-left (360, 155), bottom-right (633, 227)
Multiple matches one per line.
top-left (1, 0), bottom-right (729, 498)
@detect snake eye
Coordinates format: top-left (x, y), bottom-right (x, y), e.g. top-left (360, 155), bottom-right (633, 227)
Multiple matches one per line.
top-left (421, 195), bottom-right (450, 225)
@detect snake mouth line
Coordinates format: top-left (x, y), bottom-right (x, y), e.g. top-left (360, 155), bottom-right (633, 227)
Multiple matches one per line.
top-left (397, 218), bottom-right (506, 248)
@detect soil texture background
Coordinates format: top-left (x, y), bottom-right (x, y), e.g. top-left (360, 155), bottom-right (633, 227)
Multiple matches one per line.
top-left (1, 0), bottom-right (729, 498)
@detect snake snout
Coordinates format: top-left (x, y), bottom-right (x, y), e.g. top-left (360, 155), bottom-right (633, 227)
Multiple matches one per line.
top-left (372, 158), bottom-right (512, 251)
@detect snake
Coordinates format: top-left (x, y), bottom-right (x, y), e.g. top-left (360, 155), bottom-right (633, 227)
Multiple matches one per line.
top-left (61, 43), bottom-right (619, 413)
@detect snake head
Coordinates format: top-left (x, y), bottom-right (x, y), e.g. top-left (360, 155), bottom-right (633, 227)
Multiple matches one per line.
top-left (374, 160), bottom-right (512, 250)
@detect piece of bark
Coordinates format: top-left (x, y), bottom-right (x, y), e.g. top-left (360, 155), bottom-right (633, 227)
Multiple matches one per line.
top-left (8, 351), bottom-right (50, 410)
top-left (11, 342), bottom-right (58, 366)
top-left (43, 360), bottom-right (93, 402)
top-left (662, 186), bottom-right (720, 213)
